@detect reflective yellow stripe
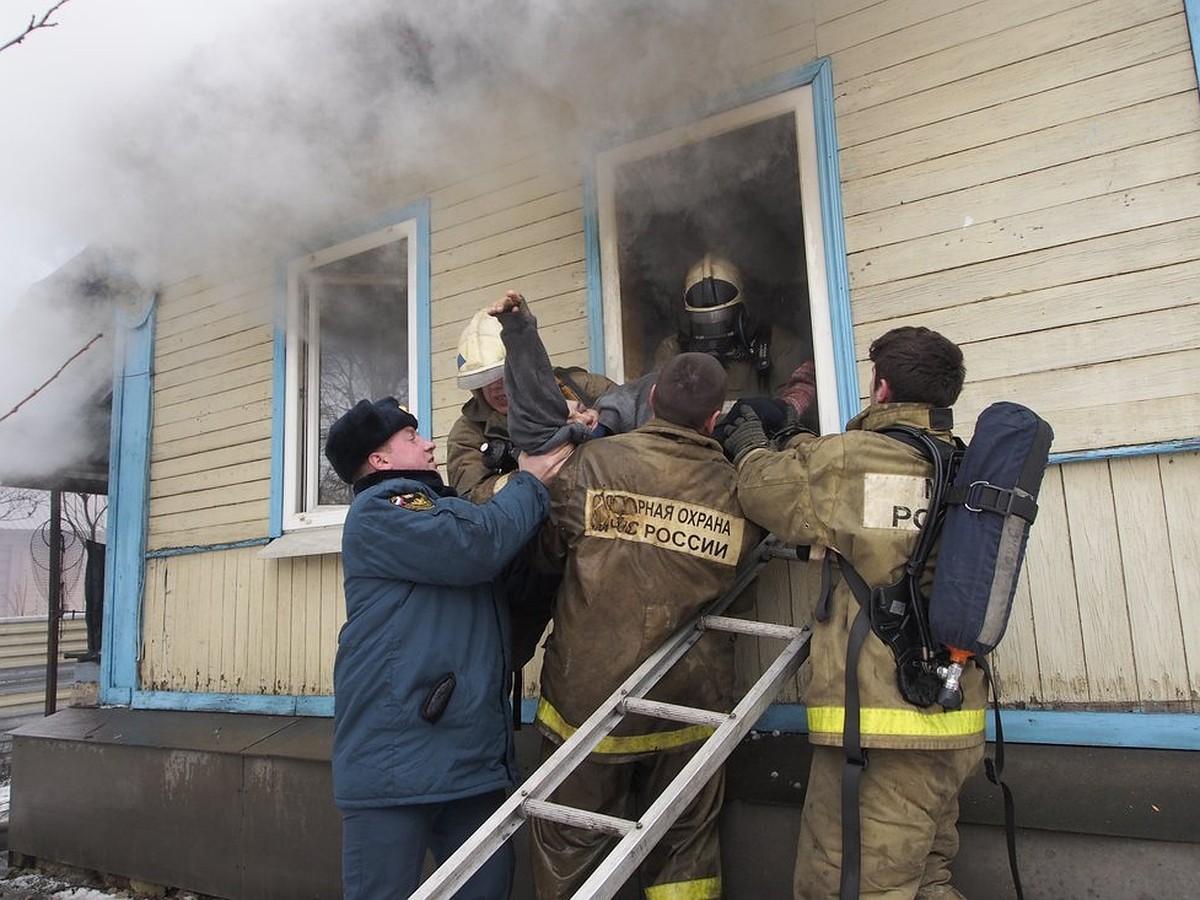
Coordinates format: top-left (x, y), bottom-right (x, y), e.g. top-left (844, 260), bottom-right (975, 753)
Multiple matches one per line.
top-left (645, 876), bottom-right (722, 900)
top-left (808, 705), bottom-right (985, 737)
top-left (536, 698), bottom-right (714, 754)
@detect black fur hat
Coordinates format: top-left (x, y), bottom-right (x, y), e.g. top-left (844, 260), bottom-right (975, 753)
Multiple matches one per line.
top-left (324, 397), bottom-right (419, 483)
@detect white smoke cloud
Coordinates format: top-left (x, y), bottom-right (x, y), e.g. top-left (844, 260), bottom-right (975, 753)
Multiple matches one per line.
top-left (0, 0), bottom-right (779, 482)
top-left (77, 0), bottom-right (771, 271)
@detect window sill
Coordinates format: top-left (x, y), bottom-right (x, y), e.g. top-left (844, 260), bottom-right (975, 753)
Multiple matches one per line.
top-left (257, 525), bottom-right (343, 559)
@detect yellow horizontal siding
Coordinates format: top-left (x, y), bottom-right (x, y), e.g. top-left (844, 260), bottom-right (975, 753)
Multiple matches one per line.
top-left (132, 0), bottom-right (1199, 711)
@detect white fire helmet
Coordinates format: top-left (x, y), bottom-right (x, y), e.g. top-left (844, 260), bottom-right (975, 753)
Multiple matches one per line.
top-left (456, 309), bottom-right (505, 390)
top-left (682, 254), bottom-right (744, 347)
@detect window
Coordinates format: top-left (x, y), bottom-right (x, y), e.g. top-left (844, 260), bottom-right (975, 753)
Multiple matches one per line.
top-left (593, 81), bottom-right (848, 434)
top-left (281, 218), bottom-right (420, 531)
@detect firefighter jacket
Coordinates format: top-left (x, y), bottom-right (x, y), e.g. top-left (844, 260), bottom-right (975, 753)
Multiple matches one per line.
top-left (533, 418), bottom-right (761, 760)
top-left (332, 468), bottom-right (550, 809)
top-left (447, 369), bottom-right (616, 502)
top-left (735, 403), bottom-right (987, 751)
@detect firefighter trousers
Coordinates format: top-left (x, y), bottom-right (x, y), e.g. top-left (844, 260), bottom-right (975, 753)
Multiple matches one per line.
top-left (530, 738), bottom-right (724, 899)
top-left (794, 743), bottom-right (984, 899)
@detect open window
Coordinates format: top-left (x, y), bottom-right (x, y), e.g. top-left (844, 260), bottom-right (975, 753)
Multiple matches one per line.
top-left (593, 83), bottom-right (845, 434)
top-left (280, 218), bottom-right (420, 532)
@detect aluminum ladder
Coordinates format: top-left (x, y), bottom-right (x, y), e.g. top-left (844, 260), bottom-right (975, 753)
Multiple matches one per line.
top-left (410, 535), bottom-right (811, 900)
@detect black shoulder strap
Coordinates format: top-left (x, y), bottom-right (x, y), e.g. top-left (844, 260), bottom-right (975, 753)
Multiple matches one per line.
top-left (839, 606), bottom-right (873, 900)
top-left (975, 655), bottom-right (1025, 900)
top-left (880, 426), bottom-right (961, 576)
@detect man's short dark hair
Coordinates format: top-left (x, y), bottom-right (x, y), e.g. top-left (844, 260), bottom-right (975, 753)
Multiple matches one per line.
top-left (869, 326), bottom-right (965, 408)
top-left (653, 352), bottom-right (727, 429)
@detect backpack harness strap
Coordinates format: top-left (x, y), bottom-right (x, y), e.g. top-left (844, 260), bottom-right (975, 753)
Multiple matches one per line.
top-left (976, 655), bottom-right (1026, 900)
top-left (839, 606), bottom-right (873, 900)
top-left (946, 482), bottom-right (1038, 522)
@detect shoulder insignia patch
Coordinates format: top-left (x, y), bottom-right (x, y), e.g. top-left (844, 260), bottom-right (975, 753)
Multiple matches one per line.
top-left (390, 492), bottom-right (435, 511)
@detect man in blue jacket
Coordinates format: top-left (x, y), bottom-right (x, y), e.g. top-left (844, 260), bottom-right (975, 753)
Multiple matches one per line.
top-left (324, 396), bottom-right (571, 900)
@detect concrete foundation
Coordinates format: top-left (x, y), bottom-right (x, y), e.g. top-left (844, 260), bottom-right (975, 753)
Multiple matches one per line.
top-left (8, 709), bottom-right (1199, 899)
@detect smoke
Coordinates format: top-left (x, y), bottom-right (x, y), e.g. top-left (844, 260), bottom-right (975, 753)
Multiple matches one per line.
top-left (0, 0), bottom-right (779, 482)
top-left (76, 0), bottom-right (770, 273)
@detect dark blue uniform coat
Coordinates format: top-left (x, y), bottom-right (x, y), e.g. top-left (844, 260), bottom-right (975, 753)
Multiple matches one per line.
top-left (332, 469), bottom-right (550, 809)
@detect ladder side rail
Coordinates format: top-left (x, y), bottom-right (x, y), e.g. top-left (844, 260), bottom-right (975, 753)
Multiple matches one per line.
top-left (409, 535), bottom-right (795, 900)
top-left (705, 534), bottom-right (791, 618)
top-left (574, 625), bottom-right (813, 899)
top-left (406, 687), bottom-right (639, 900)
top-left (408, 613), bottom-right (716, 900)
top-left (410, 601), bottom-right (737, 899)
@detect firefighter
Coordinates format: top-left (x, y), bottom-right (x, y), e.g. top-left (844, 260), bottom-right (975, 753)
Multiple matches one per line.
top-left (655, 253), bottom-right (817, 425)
top-left (446, 307), bottom-right (615, 671)
top-left (717, 326), bottom-right (985, 900)
top-left (529, 352), bottom-right (762, 898)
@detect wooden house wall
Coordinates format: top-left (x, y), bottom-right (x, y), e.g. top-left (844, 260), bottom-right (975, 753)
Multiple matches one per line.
top-left (138, 0), bottom-right (1198, 714)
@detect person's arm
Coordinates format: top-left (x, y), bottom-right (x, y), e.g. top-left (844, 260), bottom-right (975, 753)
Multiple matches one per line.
top-left (759, 322), bottom-right (818, 421)
top-left (346, 473), bottom-right (552, 586)
top-left (776, 359), bottom-right (817, 421)
top-left (594, 372), bottom-right (657, 435)
top-left (733, 434), bottom-right (837, 549)
top-left (527, 448), bottom-right (586, 574)
top-left (493, 292), bottom-right (591, 453)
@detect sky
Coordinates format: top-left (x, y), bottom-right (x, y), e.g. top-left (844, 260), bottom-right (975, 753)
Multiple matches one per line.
top-left (0, 1), bottom-right (276, 315)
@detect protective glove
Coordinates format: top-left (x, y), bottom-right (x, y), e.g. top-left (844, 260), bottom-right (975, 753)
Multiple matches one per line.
top-left (732, 396), bottom-right (789, 435)
top-left (715, 401), bottom-right (769, 464)
top-left (772, 401), bottom-right (817, 447)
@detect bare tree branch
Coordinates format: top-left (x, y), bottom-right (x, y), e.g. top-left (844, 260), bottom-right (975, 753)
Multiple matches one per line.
top-left (62, 491), bottom-right (106, 542)
top-left (0, 0), bottom-right (71, 56)
top-left (0, 485), bottom-right (46, 522)
top-left (0, 331), bottom-right (103, 425)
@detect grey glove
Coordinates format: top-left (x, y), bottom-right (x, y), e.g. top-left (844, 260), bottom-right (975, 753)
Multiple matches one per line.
top-left (717, 403), bottom-right (769, 464)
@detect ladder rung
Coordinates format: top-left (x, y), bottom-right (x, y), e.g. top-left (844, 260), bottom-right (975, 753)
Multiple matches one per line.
top-left (703, 615), bottom-right (804, 640)
top-left (521, 798), bottom-right (638, 836)
top-left (619, 697), bottom-right (729, 728)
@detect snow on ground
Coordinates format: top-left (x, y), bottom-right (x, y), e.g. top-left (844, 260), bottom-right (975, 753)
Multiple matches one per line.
top-left (0, 864), bottom-right (203, 900)
top-left (2, 870), bottom-right (136, 899)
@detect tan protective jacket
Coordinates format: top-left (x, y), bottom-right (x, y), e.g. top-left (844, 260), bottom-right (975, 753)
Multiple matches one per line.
top-left (534, 418), bottom-right (761, 759)
top-left (735, 403), bottom-right (987, 751)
